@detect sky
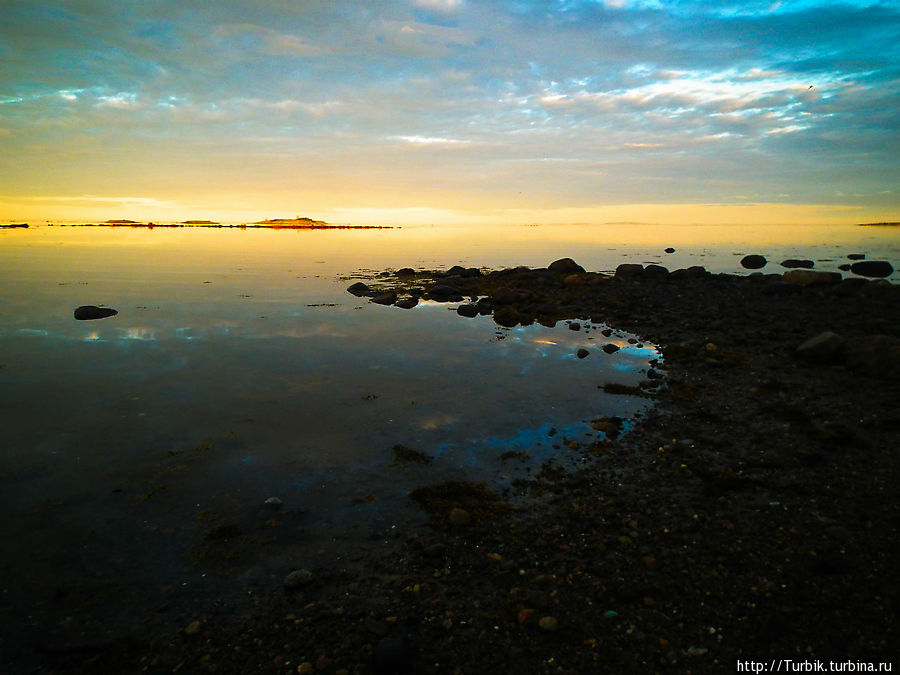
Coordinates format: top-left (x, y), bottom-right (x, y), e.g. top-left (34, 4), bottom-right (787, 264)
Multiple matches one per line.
top-left (1, 0), bottom-right (899, 225)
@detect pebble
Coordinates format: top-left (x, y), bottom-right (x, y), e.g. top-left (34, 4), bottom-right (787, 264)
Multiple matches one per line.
top-left (538, 616), bottom-right (558, 631)
top-left (517, 608), bottom-right (535, 625)
top-left (296, 663), bottom-right (313, 674)
top-left (184, 620), bottom-right (201, 635)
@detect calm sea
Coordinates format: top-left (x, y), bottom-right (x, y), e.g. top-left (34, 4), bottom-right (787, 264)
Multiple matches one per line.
top-left (0, 222), bottom-right (897, 657)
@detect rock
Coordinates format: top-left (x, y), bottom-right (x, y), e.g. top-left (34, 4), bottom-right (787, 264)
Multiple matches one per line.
top-left (548, 258), bottom-right (586, 274)
top-left (184, 620), bottom-right (201, 636)
top-left (796, 331), bottom-right (845, 363)
top-left (602, 343), bottom-right (620, 354)
top-left (781, 259), bottom-right (815, 269)
top-left (492, 287), bottom-right (529, 304)
top-left (394, 297), bottom-right (419, 309)
top-left (73, 305), bottom-right (118, 320)
top-left (493, 306), bottom-right (519, 327)
top-left (669, 266), bottom-right (709, 280)
top-left (426, 284), bottom-right (462, 301)
top-left (371, 292), bottom-right (397, 305)
top-left (568, 321), bottom-right (581, 331)
top-left (591, 416), bottom-right (623, 439)
top-left (264, 497), bottom-right (283, 510)
top-left (346, 282), bottom-right (371, 296)
top-left (847, 253), bottom-right (866, 260)
top-left (838, 263), bottom-right (852, 271)
top-left (456, 304), bottom-right (478, 318)
top-left (443, 265), bottom-right (481, 278)
top-left (642, 264), bottom-right (669, 280)
top-left (850, 260), bottom-right (894, 278)
top-left (538, 616), bottom-right (558, 631)
top-left (448, 507), bottom-right (471, 526)
top-left (741, 255), bottom-right (767, 269)
top-left (615, 263), bottom-right (643, 279)
top-left (782, 269), bottom-right (842, 286)
top-left (517, 608), bottom-right (535, 626)
top-left (665, 247), bottom-right (675, 253)
top-left (284, 569), bottom-right (315, 590)
top-left (576, 348), bottom-right (590, 359)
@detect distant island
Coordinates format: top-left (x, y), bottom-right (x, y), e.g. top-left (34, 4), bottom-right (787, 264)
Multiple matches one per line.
top-left (858, 222), bottom-right (900, 227)
top-left (46, 217), bottom-right (394, 229)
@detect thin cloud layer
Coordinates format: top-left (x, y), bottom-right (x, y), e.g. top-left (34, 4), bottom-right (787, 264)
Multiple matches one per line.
top-left (1, 0), bottom-right (898, 222)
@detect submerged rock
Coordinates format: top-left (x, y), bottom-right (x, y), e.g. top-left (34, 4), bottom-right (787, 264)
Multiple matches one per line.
top-left (741, 255), bottom-right (767, 270)
top-left (73, 305), bottom-right (118, 320)
top-left (850, 260), bottom-right (894, 278)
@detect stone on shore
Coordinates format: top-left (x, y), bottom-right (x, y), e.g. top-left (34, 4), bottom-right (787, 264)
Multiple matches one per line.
top-left (845, 334), bottom-right (900, 378)
top-left (850, 261), bottom-right (894, 278)
top-left (394, 297), bottom-right (419, 309)
top-left (796, 331), bottom-right (845, 364)
top-left (741, 255), bottom-right (767, 269)
top-left (782, 270), bottom-right (842, 286)
top-left (74, 305), bottom-right (118, 320)
top-left (615, 263), bottom-right (644, 279)
top-left (284, 569), bottom-right (315, 590)
top-left (642, 264), bottom-right (669, 280)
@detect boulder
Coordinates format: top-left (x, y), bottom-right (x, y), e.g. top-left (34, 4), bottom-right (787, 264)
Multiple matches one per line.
top-left (602, 343), bottom-right (620, 354)
top-left (426, 284), bottom-right (462, 301)
top-left (796, 331), bottom-right (845, 364)
top-left (669, 266), bottom-right (709, 280)
top-left (664, 247), bottom-right (675, 253)
top-left (74, 305), bottom-right (118, 320)
top-left (371, 292), bottom-right (397, 305)
top-left (395, 268), bottom-right (416, 277)
top-left (850, 260), bottom-right (894, 278)
top-left (642, 264), bottom-right (669, 280)
top-left (615, 263), bottom-right (643, 279)
top-left (346, 282), bottom-right (371, 296)
top-left (782, 270), bottom-right (842, 286)
top-left (456, 304), bottom-right (478, 318)
top-left (548, 258), bottom-right (586, 275)
top-left (394, 297), bottom-right (419, 309)
top-left (781, 259), bottom-right (815, 269)
top-left (492, 287), bottom-right (529, 305)
top-left (741, 255), bottom-right (767, 270)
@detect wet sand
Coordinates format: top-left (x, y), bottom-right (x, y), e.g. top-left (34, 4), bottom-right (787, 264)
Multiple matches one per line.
top-left (13, 260), bottom-right (900, 674)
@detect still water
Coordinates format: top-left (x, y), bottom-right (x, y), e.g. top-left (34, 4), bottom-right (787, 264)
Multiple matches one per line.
top-left (0, 222), bottom-right (897, 655)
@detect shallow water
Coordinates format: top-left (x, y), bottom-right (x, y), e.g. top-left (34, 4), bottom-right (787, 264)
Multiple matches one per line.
top-left (0, 222), bottom-right (897, 654)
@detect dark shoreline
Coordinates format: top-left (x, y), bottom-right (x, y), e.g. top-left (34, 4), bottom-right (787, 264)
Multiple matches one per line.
top-left (14, 261), bottom-right (900, 674)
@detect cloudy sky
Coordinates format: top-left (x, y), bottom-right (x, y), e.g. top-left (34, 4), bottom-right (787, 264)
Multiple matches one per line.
top-left (1, 0), bottom-right (899, 224)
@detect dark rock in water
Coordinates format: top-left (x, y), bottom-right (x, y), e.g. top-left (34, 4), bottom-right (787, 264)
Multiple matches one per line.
top-left (568, 321), bottom-right (581, 331)
top-left (347, 282), bottom-right (371, 296)
top-left (602, 343), bottom-right (620, 354)
top-left (456, 303), bottom-right (478, 318)
top-left (475, 298), bottom-right (493, 315)
top-left (74, 305), bottom-right (118, 320)
top-left (838, 263), bottom-right (852, 271)
top-left (847, 253), bottom-right (866, 260)
top-left (371, 292), bottom-right (397, 305)
top-left (426, 284), bottom-right (462, 301)
top-left (443, 265), bottom-right (481, 278)
top-left (796, 331), bottom-right (845, 364)
top-left (576, 348), bottom-right (590, 359)
top-left (394, 297), bottom-right (419, 309)
top-left (396, 267), bottom-right (416, 276)
top-left (850, 260), bottom-right (894, 278)
top-left (781, 259), bottom-right (815, 269)
top-left (665, 247), bottom-right (675, 253)
top-left (493, 306), bottom-right (519, 327)
top-left (615, 263), bottom-right (644, 279)
top-left (741, 255), bottom-right (767, 270)
top-left (548, 258), bottom-right (586, 275)
top-left (642, 264), bottom-right (669, 280)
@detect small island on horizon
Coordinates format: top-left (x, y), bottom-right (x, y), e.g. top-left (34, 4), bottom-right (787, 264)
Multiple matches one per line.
top-left (40, 217), bottom-right (394, 229)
